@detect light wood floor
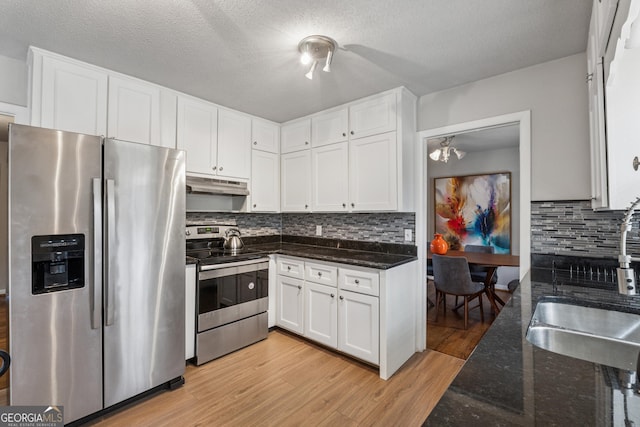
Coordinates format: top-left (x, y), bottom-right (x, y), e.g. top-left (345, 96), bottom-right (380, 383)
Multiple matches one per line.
top-left (427, 281), bottom-right (512, 359)
top-left (89, 330), bottom-right (464, 427)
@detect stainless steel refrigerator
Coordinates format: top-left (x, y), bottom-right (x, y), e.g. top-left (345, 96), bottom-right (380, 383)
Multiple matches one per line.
top-left (6, 124), bottom-right (186, 424)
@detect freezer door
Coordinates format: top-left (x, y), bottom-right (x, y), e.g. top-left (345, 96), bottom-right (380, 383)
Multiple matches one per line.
top-left (8, 124), bottom-right (103, 424)
top-left (103, 139), bottom-right (185, 407)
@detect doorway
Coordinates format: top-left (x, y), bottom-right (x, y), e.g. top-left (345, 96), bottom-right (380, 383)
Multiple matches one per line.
top-left (415, 111), bottom-right (532, 352)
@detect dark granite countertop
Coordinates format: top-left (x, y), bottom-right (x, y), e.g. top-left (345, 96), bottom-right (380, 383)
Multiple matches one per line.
top-left (425, 265), bottom-right (640, 426)
top-left (185, 235), bottom-right (417, 270)
top-left (246, 242), bottom-right (417, 270)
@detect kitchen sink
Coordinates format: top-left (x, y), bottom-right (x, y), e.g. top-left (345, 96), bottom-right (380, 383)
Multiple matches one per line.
top-left (526, 298), bottom-right (640, 371)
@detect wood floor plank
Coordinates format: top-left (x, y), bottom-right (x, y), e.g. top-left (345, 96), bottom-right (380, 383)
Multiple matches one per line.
top-left (89, 329), bottom-right (463, 426)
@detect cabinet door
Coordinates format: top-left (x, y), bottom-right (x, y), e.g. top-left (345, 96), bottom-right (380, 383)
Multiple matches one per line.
top-left (349, 132), bottom-right (397, 211)
top-left (348, 92), bottom-right (396, 139)
top-left (40, 55), bottom-right (108, 135)
top-left (281, 119), bottom-right (311, 153)
top-left (311, 142), bottom-right (349, 212)
top-left (176, 97), bottom-right (217, 176)
top-left (338, 290), bottom-right (379, 365)
top-left (276, 276), bottom-right (304, 334)
top-left (311, 108), bottom-right (348, 147)
top-left (252, 119), bottom-right (280, 153)
top-left (107, 75), bottom-right (160, 145)
top-left (304, 282), bottom-right (338, 348)
top-left (217, 109), bottom-right (251, 179)
top-left (251, 150), bottom-right (280, 212)
top-left (281, 150), bottom-right (311, 212)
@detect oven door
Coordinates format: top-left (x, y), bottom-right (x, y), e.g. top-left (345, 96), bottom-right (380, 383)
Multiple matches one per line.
top-left (197, 259), bottom-right (269, 333)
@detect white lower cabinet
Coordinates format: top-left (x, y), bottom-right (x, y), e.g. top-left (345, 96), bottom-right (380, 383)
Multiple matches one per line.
top-left (338, 289), bottom-right (379, 365)
top-left (304, 282), bottom-right (338, 348)
top-left (277, 256), bottom-right (381, 366)
top-left (276, 275), bottom-right (304, 334)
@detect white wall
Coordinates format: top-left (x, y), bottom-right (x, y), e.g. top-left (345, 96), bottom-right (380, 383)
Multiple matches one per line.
top-left (418, 53), bottom-right (589, 201)
top-left (0, 55), bottom-right (28, 107)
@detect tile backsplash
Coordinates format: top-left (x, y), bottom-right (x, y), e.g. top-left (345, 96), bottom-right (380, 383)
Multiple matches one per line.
top-left (186, 212), bottom-right (416, 244)
top-left (531, 200), bottom-right (640, 258)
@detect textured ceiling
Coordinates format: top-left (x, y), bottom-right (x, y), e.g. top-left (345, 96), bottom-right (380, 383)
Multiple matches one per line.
top-left (0, 0), bottom-right (592, 123)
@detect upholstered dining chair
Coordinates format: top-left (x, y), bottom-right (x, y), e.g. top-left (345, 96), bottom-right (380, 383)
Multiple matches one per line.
top-left (431, 254), bottom-right (485, 330)
top-left (464, 244), bottom-right (498, 285)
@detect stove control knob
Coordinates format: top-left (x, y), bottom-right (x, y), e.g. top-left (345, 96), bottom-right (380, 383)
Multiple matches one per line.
top-left (248, 282), bottom-right (255, 290)
top-left (186, 230), bottom-right (191, 236)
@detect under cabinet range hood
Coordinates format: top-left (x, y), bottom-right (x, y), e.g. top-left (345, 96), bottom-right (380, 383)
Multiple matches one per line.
top-left (186, 176), bottom-right (250, 196)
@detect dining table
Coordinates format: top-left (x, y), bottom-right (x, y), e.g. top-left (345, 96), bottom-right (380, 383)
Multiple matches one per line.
top-left (427, 249), bottom-right (520, 313)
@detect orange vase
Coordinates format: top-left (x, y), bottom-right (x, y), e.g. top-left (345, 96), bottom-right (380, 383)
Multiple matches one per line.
top-left (430, 233), bottom-right (449, 255)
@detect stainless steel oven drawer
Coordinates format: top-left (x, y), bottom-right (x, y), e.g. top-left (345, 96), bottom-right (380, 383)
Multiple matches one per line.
top-left (195, 312), bottom-right (268, 365)
top-left (198, 297), bottom-right (268, 332)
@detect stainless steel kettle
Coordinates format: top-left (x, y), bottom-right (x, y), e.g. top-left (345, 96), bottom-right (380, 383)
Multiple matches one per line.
top-left (223, 228), bottom-right (244, 251)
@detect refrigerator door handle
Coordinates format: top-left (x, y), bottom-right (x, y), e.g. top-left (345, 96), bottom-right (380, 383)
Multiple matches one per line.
top-left (91, 178), bottom-right (102, 330)
top-left (105, 179), bottom-right (116, 326)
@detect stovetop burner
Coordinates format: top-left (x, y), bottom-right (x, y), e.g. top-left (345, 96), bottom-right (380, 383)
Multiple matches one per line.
top-left (186, 224), bottom-right (268, 266)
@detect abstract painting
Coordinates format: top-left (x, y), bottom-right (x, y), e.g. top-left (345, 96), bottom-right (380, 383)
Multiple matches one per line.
top-left (434, 172), bottom-right (511, 254)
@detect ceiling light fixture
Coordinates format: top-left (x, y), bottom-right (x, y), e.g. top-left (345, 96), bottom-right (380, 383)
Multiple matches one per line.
top-left (429, 136), bottom-right (466, 163)
top-left (298, 35), bottom-right (337, 80)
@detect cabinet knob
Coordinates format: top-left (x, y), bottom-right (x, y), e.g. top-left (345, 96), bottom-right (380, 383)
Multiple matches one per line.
top-left (342, 132), bottom-right (346, 137)
top-left (305, 141), bottom-right (309, 145)
top-left (305, 204), bottom-right (308, 209)
top-left (351, 203), bottom-right (355, 208)
top-left (342, 203), bottom-right (346, 208)
top-left (253, 204), bottom-right (257, 208)
top-left (318, 272), bottom-right (322, 277)
top-left (330, 293), bottom-right (335, 298)
top-left (350, 131), bottom-right (354, 135)
top-left (634, 156), bottom-right (639, 171)
top-left (219, 166), bottom-right (224, 171)
top-left (339, 295), bottom-right (344, 300)
top-left (355, 279), bottom-right (360, 284)
top-left (212, 166), bottom-right (217, 171)
top-left (586, 73), bottom-right (593, 83)
top-left (253, 141), bottom-right (258, 145)
top-left (287, 266), bottom-right (291, 271)
top-left (297, 285), bottom-right (302, 290)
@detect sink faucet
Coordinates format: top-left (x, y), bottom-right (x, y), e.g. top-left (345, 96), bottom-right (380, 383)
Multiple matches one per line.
top-left (618, 197), bottom-right (640, 295)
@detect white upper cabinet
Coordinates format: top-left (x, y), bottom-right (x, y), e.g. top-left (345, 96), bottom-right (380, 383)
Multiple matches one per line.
top-left (217, 109), bottom-right (251, 179)
top-left (348, 92), bottom-right (396, 139)
top-left (251, 149), bottom-right (279, 212)
top-left (311, 107), bottom-right (348, 147)
top-left (311, 142), bottom-right (349, 212)
top-left (349, 132), bottom-right (398, 211)
top-left (177, 96), bottom-right (218, 176)
top-left (251, 118), bottom-right (279, 153)
top-left (595, 0), bottom-right (620, 55)
top-left (280, 87), bottom-right (415, 213)
top-left (281, 119), bottom-right (311, 153)
top-left (587, 0), bottom-right (640, 210)
top-left (34, 52), bottom-right (108, 136)
top-left (281, 150), bottom-right (311, 212)
top-left (107, 75), bottom-right (160, 145)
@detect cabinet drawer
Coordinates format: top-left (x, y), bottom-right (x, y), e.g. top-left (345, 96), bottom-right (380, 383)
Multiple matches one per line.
top-left (305, 261), bottom-right (338, 287)
top-left (339, 267), bottom-right (380, 296)
top-left (277, 256), bottom-right (305, 279)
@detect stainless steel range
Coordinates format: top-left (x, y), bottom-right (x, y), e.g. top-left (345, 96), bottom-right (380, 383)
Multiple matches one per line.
top-left (186, 225), bottom-right (269, 365)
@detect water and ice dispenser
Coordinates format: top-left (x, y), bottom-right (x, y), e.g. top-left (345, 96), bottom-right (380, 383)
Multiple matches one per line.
top-left (31, 234), bottom-right (85, 294)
